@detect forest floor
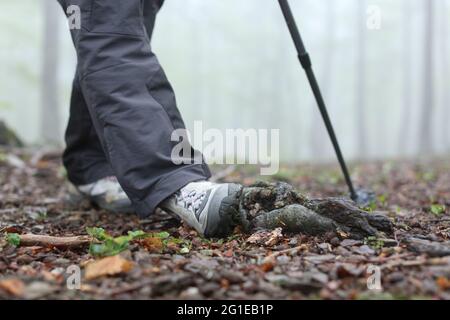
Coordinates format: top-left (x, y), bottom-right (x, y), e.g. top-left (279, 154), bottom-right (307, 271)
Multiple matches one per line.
top-left (0, 147), bottom-right (449, 300)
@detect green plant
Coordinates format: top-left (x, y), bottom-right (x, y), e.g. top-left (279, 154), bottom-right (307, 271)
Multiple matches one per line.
top-left (87, 227), bottom-right (146, 257)
top-left (430, 204), bottom-right (446, 216)
top-left (364, 236), bottom-right (384, 250)
top-left (6, 233), bottom-right (21, 246)
top-left (86, 228), bottom-right (174, 257)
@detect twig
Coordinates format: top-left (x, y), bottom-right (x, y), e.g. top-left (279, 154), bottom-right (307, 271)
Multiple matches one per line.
top-left (16, 234), bottom-right (92, 248)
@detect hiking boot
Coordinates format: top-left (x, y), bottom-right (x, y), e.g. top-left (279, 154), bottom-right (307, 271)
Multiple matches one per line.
top-left (74, 176), bottom-right (134, 213)
top-left (160, 181), bottom-right (242, 238)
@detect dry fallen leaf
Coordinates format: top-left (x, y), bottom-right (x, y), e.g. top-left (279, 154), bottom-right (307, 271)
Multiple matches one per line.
top-left (224, 248), bottom-right (234, 257)
top-left (247, 230), bottom-right (268, 245)
top-left (80, 258), bottom-right (95, 268)
top-left (260, 261), bottom-right (275, 272)
top-left (220, 278), bottom-right (230, 289)
top-left (436, 277), bottom-right (450, 290)
top-left (141, 237), bottom-right (163, 253)
top-left (80, 284), bottom-right (98, 293)
top-left (260, 256), bottom-right (276, 272)
top-left (265, 228), bottom-right (283, 247)
top-left (85, 255), bottom-right (134, 280)
top-left (246, 228), bottom-right (283, 247)
top-left (337, 230), bottom-right (349, 238)
top-left (41, 269), bottom-right (64, 284)
top-left (0, 278), bottom-right (25, 297)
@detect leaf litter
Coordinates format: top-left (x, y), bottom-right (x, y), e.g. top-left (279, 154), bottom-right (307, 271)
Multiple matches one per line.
top-left (1, 149), bottom-right (450, 299)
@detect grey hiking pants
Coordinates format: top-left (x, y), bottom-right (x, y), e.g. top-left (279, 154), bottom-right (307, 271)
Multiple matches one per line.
top-left (57, 0), bottom-right (211, 217)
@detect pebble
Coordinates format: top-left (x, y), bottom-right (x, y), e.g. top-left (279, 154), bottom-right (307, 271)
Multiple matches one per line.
top-left (31, 225), bottom-right (45, 233)
top-left (354, 245), bottom-right (375, 256)
top-left (53, 258), bottom-right (71, 266)
top-left (179, 287), bottom-right (203, 300)
top-left (220, 270), bottom-right (244, 283)
top-left (42, 255), bottom-right (56, 263)
top-left (386, 272), bottom-right (404, 284)
top-left (172, 255), bottom-right (187, 263)
top-left (341, 239), bottom-right (363, 247)
top-left (16, 254), bottom-right (34, 265)
top-left (199, 282), bottom-right (221, 295)
top-left (242, 281), bottom-right (257, 293)
top-left (330, 237), bottom-right (340, 247)
top-left (199, 249), bottom-right (214, 257)
top-left (317, 243), bottom-right (332, 253)
top-left (276, 255), bottom-right (291, 265)
top-left (23, 281), bottom-right (56, 299)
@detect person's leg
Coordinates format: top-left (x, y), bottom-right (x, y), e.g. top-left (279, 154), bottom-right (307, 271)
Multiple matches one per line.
top-left (143, 0), bottom-right (165, 41)
top-left (63, 75), bottom-right (113, 186)
top-left (59, 0), bottom-right (211, 217)
top-left (63, 0), bottom-right (164, 186)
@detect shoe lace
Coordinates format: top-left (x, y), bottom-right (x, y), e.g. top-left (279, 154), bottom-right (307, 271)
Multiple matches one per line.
top-left (176, 188), bottom-right (207, 215)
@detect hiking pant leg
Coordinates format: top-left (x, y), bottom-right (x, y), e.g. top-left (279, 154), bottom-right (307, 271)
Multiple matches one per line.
top-left (63, 75), bottom-right (114, 186)
top-left (143, 0), bottom-right (164, 41)
top-left (58, 0), bottom-right (211, 216)
top-left (62, 0), bottom-right (164, 186)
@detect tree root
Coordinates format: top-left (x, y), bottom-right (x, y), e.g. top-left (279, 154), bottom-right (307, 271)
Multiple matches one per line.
top-left (236, 181), bottom-right (394, 240)
top-left (252, 205), bottom-right (338, 235)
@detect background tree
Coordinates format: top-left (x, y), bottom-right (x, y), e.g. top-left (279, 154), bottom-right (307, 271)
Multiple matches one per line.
top-left (40, 0), bottom-right (61, 144)
top-left (418, 0), bottom-right (435, 154)
top-left (398, 0), bottom-right (413, 154)
top-left (355, 0), bottom-right (367, 159)
top-left (440, 0), bottom-right (449, 151)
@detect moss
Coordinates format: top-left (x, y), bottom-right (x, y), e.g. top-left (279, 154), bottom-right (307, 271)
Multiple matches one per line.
top-left (0, 120), bottom-right (23, 147)
top-left (252, 204), bottom-right (337, 235)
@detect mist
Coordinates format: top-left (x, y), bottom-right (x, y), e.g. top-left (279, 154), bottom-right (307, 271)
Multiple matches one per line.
top-left (0, 0), bottom-right (448, 162)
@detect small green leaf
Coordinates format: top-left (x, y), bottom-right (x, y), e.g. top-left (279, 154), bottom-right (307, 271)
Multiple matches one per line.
top-left (153, 231), bottom-right (170, 239)
top-left (87, 228), bottom-right (149, 257)
top-left (86, 228), bottom-right (172, 257)
top-left (89, 243), bottom-right (108, 256)
top-left (430, 204), bottom-right (446, 216)
top-left (113, 236), bottom-right (132, 246)
top-left (377, 194), bottom-right (387, 205)
top-left (86, 227), bottom-right (110, 241)
top-left (6, 233), bottom-right (21, 246)
top-left (89, 238), bottom-right (129, 257)
top-left (364, 236), bottom-right (384, 250)
top-left (127, 230), bottom-right (146, 239)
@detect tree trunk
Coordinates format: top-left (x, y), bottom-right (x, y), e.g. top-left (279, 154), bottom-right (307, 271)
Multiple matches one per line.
top-left (356, 0), bottom-right (368, 159)
top-left (41, 0), bottom-right (61, 144)
top-left (440, 0), bottom-right (449, 151)
top-left (398, 0), bottom-right (413, 154)
top-left (418, 0), bottom-right (435, 154)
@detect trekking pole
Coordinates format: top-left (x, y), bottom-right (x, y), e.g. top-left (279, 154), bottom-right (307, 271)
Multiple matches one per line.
top-left (277, 0), bottom-right (358, 201)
